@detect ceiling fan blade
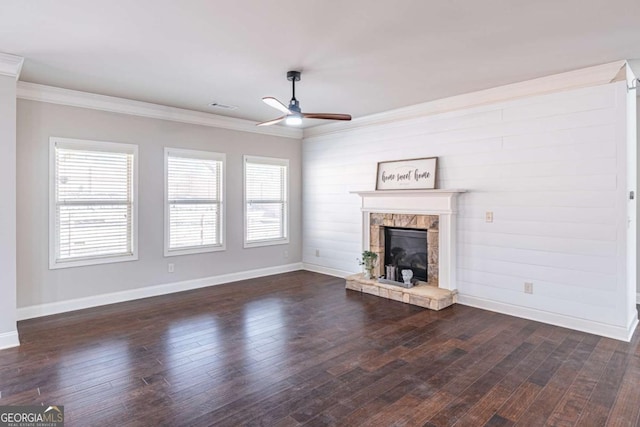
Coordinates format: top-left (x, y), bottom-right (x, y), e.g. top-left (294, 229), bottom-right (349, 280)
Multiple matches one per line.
top-left (263, 97), bottom-right (292, 114)
top-left (256, 115), bottom-right (286, 126)
top-left (302, 113), bottom-right (352, 121)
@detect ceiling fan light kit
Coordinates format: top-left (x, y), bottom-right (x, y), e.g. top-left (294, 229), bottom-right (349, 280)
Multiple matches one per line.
top-left (257, 70), bottom-right (352, 127)
top-left (285, 115), bottom-right (302, 126)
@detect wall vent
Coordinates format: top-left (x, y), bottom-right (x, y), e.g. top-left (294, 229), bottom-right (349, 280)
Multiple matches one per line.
top-left (208, 102), bottom-right (238, 110)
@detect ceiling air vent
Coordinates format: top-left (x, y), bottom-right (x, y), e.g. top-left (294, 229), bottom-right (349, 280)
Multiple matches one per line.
top-left (208, 102), bottom-right (238, 110)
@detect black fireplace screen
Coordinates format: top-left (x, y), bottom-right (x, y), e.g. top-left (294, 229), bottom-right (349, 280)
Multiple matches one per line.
top-left (384, 227), bottom-right (428, 281)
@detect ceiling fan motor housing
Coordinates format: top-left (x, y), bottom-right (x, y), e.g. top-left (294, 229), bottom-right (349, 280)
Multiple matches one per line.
top-left (288, 98), bottom-right (301, 114)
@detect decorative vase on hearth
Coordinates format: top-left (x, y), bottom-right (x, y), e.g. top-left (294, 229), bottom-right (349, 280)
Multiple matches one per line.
top-left (401, 269), bottom-right (413, 285)
top-left (358, 250), bottom-right (378, 280)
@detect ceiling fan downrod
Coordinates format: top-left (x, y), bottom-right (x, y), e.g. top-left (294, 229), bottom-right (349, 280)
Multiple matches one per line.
top-left (287, 70), bottom-right (301, 113)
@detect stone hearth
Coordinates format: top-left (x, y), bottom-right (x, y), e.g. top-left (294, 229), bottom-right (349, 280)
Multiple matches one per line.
top-left (346, 274), bottom-right (457, 310)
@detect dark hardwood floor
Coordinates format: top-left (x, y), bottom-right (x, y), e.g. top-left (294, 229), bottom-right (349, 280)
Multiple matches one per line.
top-left (1, 271), bottom-right (639, 426)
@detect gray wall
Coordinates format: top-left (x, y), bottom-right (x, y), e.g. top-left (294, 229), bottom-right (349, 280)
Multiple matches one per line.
top-left (0, 75), bottom-right (18, 337)
top-left (17, 100), bottom-right (302, 308)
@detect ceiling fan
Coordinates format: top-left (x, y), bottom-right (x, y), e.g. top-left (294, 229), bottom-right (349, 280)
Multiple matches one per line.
top-left (257, 71), bottom-right (352, 126)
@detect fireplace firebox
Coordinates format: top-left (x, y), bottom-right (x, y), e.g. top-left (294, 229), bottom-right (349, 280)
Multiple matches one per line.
top-left (384, 227), bottom-right (428, 282)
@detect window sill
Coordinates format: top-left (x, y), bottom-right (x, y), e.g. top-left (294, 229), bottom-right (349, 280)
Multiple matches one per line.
top-left (164, 244), bottom-right (226, 257)
top-left (49, 253), bottom-right (138, 270)
top-left (243, 238), bottom-right (289, 249)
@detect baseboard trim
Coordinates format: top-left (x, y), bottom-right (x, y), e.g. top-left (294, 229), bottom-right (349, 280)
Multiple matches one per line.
top-left (302, 263), bottom-right (352, 278)
top-left (0, 330), bottom-right (20, 349)
top-left (18, 263), bottom-right (304, 321)
top-left (457, 294), bottom-right (638, 342)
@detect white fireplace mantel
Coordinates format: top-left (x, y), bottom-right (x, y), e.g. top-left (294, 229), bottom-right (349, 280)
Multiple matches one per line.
top-left (351, 189), bottom-right (466, 291)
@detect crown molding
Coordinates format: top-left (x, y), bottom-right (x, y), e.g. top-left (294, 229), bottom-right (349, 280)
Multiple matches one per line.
top-left (17, 82), bottom-right (302, 140)
top-left (0, 52), bottom-right (24, 80)
top-left (628, 59), bottom-right (640, 77)
top-left (304, 60), bottom-right (627, 139)
top-left (627, 59), bottom-right (640, 96)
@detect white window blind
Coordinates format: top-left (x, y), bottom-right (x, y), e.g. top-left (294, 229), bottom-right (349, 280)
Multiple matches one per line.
top-left (244, 156), bottom-right (288, 246)
top-left (165, 149), bottom-right (224, 255)
top-left (50, 138), bottom-right (137, 269)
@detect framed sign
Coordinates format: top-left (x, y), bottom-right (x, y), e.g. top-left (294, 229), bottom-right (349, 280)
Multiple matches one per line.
top-left (376, 157), bottom-right (437, 190)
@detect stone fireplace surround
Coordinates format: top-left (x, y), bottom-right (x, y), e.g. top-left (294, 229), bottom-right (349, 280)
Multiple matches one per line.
top-left (369, 213), bottom-right (439, 285)
top-left (348, 189), bottom-right (465, 310)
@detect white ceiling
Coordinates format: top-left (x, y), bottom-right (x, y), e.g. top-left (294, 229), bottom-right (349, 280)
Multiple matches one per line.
top-left (2, 0), bottom-right (639, 127)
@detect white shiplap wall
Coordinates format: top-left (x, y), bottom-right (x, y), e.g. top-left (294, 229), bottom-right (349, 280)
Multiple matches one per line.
top-left (303, 81), bottom-right (637, 340)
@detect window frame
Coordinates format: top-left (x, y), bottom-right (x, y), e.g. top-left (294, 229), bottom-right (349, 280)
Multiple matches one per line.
top-left (164, 148), bottom-right (226, 257)
top-left (49, 137), bottom-right (139, 270)
top-left (243, 155), bottom-right (289, 248)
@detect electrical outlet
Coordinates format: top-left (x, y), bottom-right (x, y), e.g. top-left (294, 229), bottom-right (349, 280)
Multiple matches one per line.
top-left (524, 282), bottom-right (533, 294)
top-left (485, 211), bottom-right (494, 223)
top-left (315, 249), bottom-right (320, 257)
top-left (168, 263), bottom-right (175, 273)
top-left (283, 250), bottom-right (289, 258)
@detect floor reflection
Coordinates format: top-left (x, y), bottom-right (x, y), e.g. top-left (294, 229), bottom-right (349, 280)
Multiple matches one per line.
top-left (53, 338), bottom-right (132, 420)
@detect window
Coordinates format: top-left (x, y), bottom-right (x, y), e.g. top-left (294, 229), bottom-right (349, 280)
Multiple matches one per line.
top-left (244, 155), bottom-right (289, 247)
top-left (50, 137), bottom-right (138, 269)
top-left (165, 148), bottom-right (225, 256)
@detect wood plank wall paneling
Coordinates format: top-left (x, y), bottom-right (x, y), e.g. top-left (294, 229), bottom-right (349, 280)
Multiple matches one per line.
top-left (302, 82), bottom-right (633, 335)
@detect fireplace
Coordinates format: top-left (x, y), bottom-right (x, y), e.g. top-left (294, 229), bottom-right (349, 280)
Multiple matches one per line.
top-left (348, 189), bottom-right (465, 310)
top-left (384, 227), bottom-right (428, 282)
top-left (369, 213), bottom-right (439, 285)
top-left (353, 189), bottom-right (465, 291)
